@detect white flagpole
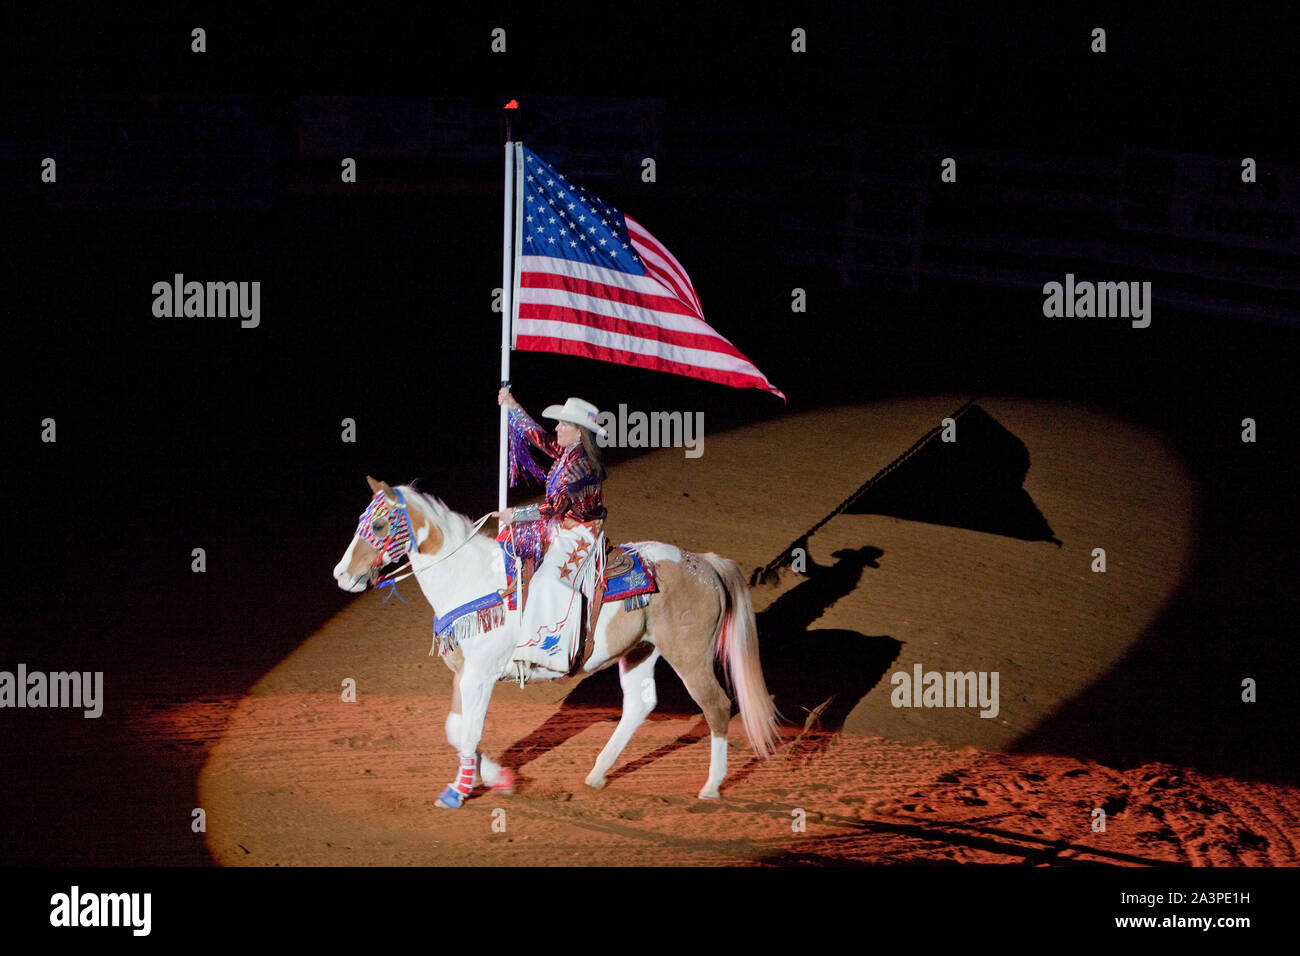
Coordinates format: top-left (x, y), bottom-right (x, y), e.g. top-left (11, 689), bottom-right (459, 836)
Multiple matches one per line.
top-left (498, 120), bottom-right (527, 646)
top-left (498, 131), bottom-right (516, 513)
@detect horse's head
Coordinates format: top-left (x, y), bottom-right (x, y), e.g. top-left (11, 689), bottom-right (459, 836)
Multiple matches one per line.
top-left (332, 475), bottom-right (444, 592)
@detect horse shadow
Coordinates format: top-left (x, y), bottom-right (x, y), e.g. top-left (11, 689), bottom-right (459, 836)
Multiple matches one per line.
top-left (497, 545), bottom-right (899, 790)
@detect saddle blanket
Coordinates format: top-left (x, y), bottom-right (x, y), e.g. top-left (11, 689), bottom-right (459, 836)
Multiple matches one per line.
top-left (602, 545), bottom-right (658, 604)
top-left (499, 533), bottom-right (659, 605)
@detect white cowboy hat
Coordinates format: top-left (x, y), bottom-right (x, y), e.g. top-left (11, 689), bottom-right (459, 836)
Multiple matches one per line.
top-left (542, 396), bottom-right (608, 439)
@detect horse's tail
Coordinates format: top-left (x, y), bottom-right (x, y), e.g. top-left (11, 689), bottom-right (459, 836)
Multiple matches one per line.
top-left (700, 552), bottom-right (781, 759)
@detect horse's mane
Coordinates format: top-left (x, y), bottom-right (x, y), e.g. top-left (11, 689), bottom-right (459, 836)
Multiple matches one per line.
top-left (398, 485), bottom-right (483, 543)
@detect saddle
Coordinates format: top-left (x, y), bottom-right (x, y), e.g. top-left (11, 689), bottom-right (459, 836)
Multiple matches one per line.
top-left (605, 543), bottom-right (636, 578)
top-left (499, 528), bottom-right (658, 678)
top-left (572, 540), bottom-right (658, 676)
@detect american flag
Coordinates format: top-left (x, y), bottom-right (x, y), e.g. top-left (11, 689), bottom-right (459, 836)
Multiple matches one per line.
top-left (512, 145), bottom-right (784, 399)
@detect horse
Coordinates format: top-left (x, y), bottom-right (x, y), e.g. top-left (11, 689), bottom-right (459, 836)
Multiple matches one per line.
top-left (332, 475), bottom-right (781, 807)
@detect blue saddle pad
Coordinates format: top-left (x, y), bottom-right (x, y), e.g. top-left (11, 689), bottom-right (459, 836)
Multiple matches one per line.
top-left (604, 546), bottom-right (658, 603)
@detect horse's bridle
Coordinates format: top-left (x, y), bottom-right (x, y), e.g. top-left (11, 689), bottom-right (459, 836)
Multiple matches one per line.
top-left (355, 488), bottom-right (416, 571)
top-left (355, 488), bottom-right (494, 586)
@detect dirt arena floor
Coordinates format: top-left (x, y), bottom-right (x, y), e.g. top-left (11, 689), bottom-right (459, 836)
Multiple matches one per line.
top-left (138, 397), bottom-right (1297, 866)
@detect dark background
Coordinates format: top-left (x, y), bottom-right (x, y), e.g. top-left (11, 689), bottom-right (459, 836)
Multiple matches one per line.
top-left (0, 5), bottom-right (1296, 866)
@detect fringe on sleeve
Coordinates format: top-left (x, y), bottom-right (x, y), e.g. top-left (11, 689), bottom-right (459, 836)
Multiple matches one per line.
top-left (507, 408), bottom-right (550, 487)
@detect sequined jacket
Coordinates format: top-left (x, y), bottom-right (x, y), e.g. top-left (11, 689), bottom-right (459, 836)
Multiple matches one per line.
top-left (508, 404), bottom-right (607, 527)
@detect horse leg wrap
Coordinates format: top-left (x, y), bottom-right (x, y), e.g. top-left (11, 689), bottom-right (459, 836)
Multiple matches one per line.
top-left (491, 767), bottom-right (516, 793)
top-left (437, 754), bottom-right (477, 809)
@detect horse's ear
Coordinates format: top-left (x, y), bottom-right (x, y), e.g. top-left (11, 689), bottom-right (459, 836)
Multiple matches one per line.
top-left (374, 477), bottom-right (399, 504)
top-left (365, 475), bottom-right (399, 504)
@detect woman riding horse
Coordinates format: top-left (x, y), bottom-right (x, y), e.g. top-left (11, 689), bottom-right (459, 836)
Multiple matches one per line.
top-left (495, 387), bottom-right (609, 674)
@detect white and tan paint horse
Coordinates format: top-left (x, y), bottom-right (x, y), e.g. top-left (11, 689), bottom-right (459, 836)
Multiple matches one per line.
top-left (332, 476), bottom-right (780, 807)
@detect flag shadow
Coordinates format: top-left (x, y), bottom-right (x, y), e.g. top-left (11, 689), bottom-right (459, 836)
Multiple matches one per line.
top-left (843, 404), bottom-right (1059, 544)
